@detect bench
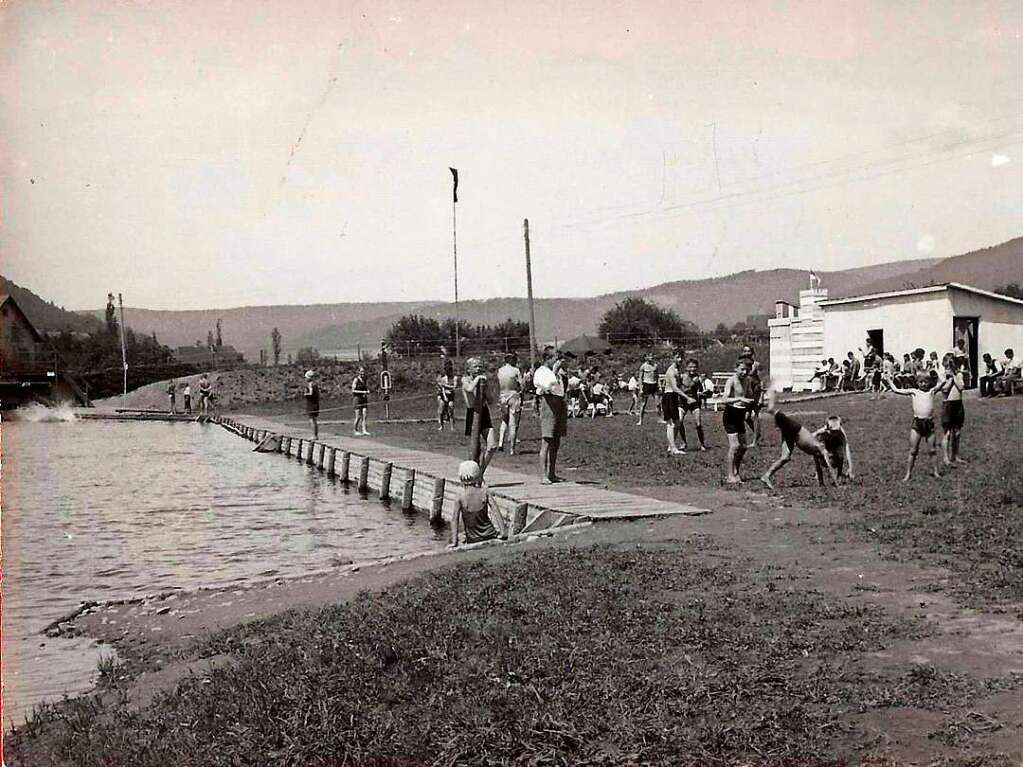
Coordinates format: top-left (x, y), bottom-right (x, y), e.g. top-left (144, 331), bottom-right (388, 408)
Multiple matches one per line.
top-left (706, 372), bottom-right (733, 411)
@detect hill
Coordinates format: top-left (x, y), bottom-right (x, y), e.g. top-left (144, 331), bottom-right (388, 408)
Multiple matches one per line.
top-left (291, 258), bottom-right (943, 352)
top-left (66, 255), bottom-right (948, 360)
top-left (839, 236), bottom-right (1023, 297)
top-left (0, 276), bottom-right (102, 333)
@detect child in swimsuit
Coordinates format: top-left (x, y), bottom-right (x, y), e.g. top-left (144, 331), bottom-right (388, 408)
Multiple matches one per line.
top-left (759, 388), bottom-right (838, 489)
top-left (885, 372), bottom-right (942, 481)
top-left (813, 416), bottom-right (854, 481)
top-left (448, 460), bottom-right (508, 548)
top-left (940, 356), bottom-right (966, 466)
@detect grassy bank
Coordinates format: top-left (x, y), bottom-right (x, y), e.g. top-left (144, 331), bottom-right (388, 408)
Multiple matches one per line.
top-left (245, 391), bottom-right (1023, 613)
top-left (14, 542), bottom-right (1020, 766)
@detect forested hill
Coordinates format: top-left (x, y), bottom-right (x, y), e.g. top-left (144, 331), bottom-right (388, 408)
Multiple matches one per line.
top-left (0, 276), bottom-right (102, 333)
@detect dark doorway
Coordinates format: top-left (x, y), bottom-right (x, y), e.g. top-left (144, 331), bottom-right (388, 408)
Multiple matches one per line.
top-left (953, 316), bottom-right (979, 388)
top-left (866, 329), bottom-right (884, 357)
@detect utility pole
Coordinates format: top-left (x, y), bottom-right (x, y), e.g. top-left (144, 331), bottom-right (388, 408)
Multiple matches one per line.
top-left (450, 167), bottom-right (460, 361)
top-left (117, 293), bottom-right (128, 404)
top-left (523, 218), bottom-right (538, 370)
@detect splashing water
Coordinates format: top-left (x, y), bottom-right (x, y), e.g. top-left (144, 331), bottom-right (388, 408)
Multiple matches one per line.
top-left (8, 402), bottom-right (78, 422)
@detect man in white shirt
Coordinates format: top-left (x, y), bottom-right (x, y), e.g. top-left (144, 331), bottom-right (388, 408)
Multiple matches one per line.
top-left (497, 352), bottom-right (523, 455)
top-left (533, 346), bottom-right (567, 484)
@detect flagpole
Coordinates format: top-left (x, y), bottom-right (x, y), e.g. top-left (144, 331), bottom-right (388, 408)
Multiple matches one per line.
top-left (453, 197), bottom-right (460, 361)
top-left (117, 292), bottom-right (128, 405)
top-left (523, 218), bottom-right (537, 371)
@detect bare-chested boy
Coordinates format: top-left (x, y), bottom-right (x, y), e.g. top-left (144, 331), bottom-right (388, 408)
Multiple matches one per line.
top-left (636, 353), bottom-right (659, 426)
top-left (940, 355), bottom-right (966, 466)
top-left (885, 372), bottom-right (942, 481)
top-left (720, 358), bottom-right (755, 484)
top-left (813, 416), bottom-right (854, 481)
top-left (497, 352), bottom-right (523, 455)
top-left (678, 358), bottom-right (708, 451)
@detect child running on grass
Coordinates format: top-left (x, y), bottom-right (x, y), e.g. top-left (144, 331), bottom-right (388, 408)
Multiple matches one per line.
top-left (448, 460), bottom-right (508, 549)
top-left (759, 387), bottom-right (838, 490)
top-left (885, 372), bottom-right (942, 481)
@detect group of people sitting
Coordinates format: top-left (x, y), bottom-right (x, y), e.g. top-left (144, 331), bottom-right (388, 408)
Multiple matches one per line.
top-left (811, 337), bottom-right (977, 394)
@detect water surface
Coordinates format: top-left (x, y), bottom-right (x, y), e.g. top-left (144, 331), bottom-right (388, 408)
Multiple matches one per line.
top-left (2, 418), bottom-right (446, 728)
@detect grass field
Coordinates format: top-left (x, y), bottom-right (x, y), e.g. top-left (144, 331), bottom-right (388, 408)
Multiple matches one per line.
top-left (17, 542), bottom-right (1019, 766)
top-left (10, 386), bottom-right (1022, 766)
top-left (248, 387), bottom-right (1023, 612)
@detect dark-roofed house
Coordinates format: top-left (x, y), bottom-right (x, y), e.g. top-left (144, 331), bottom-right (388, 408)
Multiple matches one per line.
top-left (173, 344), bottom-right (246, 369)
top-left (1, 294), bottom-right (89, 408)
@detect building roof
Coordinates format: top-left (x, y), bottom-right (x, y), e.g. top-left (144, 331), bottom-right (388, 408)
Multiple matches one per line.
top-left (819, 282), bottom-right (1023, 309)
top-left (0, 294), bottom-right (46, 342)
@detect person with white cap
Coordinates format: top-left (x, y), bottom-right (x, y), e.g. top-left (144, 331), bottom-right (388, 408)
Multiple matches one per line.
top-left (304, 369), bottom-right (320, 439)
top-left (448, 460), bottom-right (507, 548)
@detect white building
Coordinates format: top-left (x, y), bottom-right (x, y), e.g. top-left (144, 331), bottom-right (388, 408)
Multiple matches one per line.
top-left (770, 282), bottom-right (1023, 391)
top-left (768, 288), bottom-right (828, 391)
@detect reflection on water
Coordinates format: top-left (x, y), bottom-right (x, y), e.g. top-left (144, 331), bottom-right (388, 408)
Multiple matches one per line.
top-left (2, 419), bottom-right (446, 728)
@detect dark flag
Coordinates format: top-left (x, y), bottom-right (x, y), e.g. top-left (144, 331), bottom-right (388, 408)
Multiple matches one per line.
top-left (449, 167), bottom-right (458, 203)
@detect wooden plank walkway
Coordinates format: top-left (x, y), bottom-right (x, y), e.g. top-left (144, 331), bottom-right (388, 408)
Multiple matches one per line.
top-left (221, 414), bottom-right (708, 533)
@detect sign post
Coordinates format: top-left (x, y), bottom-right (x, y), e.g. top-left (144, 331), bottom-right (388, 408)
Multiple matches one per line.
top-left (380, 369), bottom-right (392, 419)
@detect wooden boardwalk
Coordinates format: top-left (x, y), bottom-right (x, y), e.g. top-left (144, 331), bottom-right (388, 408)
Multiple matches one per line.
top-left (220, 414), bottom-right (708, 534)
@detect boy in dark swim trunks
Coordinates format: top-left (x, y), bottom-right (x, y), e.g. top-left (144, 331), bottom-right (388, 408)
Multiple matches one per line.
top-left (679, 358), bottom-right (709, 451)
top-left (721, 359), bottom-right (755, 483)
top-left (940, 356), bottom-right (966, 466)
top-left (759, 388), bottom-right (838, 489)
top-left (448, 460), bottom-right (508, 548)
top-left (885, 372), bottom-right (942, 481)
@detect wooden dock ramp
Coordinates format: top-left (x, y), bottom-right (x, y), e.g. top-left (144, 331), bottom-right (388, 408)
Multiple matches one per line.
top-left (217, 414), bottom-right (709, 534)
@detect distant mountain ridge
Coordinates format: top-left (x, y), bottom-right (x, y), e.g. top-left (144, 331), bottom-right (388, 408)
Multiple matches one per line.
top-left (64, 256), bottom-right (942, 360)
top-left (16, 234), bottom-right (1020, 361)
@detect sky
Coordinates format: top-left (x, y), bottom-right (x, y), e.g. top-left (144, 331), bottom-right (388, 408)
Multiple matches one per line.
top-left (3, 0), bottom-right (1023, 311)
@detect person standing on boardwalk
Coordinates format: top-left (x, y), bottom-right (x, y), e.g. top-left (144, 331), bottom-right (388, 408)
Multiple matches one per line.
top-left (182, 382), bottom-right (192, 414)
top-left (304, 370), bottom-right (320, 439)
top-left (533, 346), bottom-right (568, 484)
top-left (636, 352), bottom-right (659, 426)
top-left (352, 366), bottom-right (370, 436)
top-left (497, 352), bottom-right (523, 455)
top-left (436, 358), bottom-right (458, 431)
top-left (167, 379), bottom-right (177, 414)
top-left (198, 375), bottom-right (213, 415)
top-left (462, 357), bottom-right (499, 477)
top-left (721, 358), bottom-right (755, 484)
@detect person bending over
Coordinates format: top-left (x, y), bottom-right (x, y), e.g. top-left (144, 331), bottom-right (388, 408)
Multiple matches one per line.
top-left (759, 388), bottom-right (838, 490)
top-left (813, 416), bottom-right (854, 481)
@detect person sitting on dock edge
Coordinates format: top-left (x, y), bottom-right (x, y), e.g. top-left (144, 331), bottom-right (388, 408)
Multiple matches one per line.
top-left (448, 460), bottom-right (508, 548)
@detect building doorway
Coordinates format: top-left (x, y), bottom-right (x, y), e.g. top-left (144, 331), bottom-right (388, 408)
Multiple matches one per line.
top-left (866, 328), bottom-right (884, 357)
top-left (952, 316), bottom-right (979, 388)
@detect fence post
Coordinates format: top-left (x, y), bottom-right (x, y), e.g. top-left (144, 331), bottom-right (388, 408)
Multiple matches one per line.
top-left (306, 441), bottom-right (316, 466)
top-left (380, 462), bottom-right (393, 499)
top-left (358, 456), bottom-right (370, 493)
top-left (283, 436), bottom-right (292, 456)
top-left (324, 446), bottom-right (333, 473)
top-left (512, 502), bottom-right (529, 535)
top-left (430, 477), bottom-right (445, 523)
top-left (339, 451), bottom-right (351, 482)
top-left (402, 469), bottom-right (415, 511)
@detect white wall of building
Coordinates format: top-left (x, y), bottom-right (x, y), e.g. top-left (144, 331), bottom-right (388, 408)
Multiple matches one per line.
top-left (768, 289), bottom-right (826, 391)
top-left (822, 292), bottom-right (953, 361)
top-left (948, 289), bottom-right (1023, 360)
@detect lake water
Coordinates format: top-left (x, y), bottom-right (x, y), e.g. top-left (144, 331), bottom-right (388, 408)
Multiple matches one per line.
top-left (1, 417), bottom-right (447, 729)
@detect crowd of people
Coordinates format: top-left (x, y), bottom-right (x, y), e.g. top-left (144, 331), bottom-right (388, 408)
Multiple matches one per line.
top-left (284, 337), bottom-right (1005, 549)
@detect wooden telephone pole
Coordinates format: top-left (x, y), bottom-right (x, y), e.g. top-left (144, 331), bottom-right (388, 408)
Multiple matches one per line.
top-left (524, 218), bottom-right (537, 370)
top-left (117, 293), bottom-right (128, 404)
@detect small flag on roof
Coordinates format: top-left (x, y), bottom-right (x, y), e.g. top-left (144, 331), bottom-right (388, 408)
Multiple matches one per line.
top-left (449, 167), bottom-right (458, 203)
